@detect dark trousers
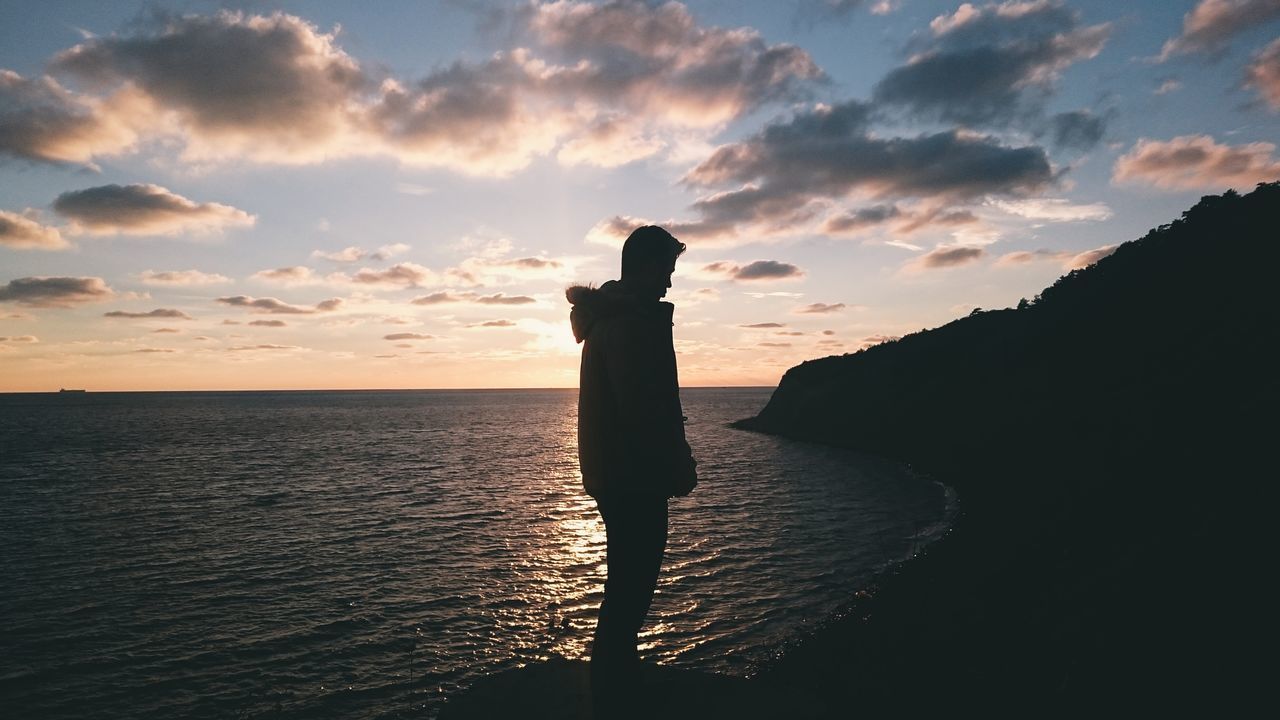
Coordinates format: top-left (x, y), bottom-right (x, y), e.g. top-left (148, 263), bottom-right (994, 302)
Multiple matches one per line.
top-left (591, 494), bottom-right (668, 669)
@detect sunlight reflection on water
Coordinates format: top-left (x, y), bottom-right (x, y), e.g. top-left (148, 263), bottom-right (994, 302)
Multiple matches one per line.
top-left (0, 388), bottom-right (947, 720)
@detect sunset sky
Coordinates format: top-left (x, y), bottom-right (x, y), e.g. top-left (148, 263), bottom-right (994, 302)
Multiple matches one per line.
top-left (2, 0), bottom-right (1278, 390)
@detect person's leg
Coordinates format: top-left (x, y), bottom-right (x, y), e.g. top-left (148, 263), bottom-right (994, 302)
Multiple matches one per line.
top-left (591, 494), bottom-right (669, 668)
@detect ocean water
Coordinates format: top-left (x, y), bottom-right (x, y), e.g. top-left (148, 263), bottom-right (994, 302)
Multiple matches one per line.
top-left (0, 388), bottom-right (948, 719)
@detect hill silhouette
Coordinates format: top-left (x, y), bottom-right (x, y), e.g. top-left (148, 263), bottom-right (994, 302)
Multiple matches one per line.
top-left (736, 183), bottom-right (1277, 713)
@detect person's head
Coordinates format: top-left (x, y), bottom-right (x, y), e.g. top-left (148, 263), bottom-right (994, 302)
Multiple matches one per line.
top-left (621, 225), bottom-right (686, 301)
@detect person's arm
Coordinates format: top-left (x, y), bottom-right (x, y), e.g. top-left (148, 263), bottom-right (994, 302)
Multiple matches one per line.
top-left (603, 315), bottom-right (697, 494)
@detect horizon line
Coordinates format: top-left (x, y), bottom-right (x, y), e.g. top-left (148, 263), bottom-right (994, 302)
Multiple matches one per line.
top-left (1, 384), bottom-right (778, 395)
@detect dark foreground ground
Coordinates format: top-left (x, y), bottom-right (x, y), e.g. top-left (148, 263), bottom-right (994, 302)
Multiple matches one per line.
top-left (440, 656), bottom-right (826, 719)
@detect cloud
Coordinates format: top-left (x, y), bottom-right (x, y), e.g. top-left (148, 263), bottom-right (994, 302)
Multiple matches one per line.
top-left (1065, 244), bottom-right (1117, 269)
top-left (522, 0), bottom-right (823, 128)
top-left (740, 322), bottom-right (786, 328)
top-left (873, 1), bottom-right (1110, 128)
top-left (795, 302), bottom-right (846, 314)
top-left (1155, 78), bottom-right (1183, 95)
top-left (252, 266), bottom-right (317, 285)
top-left (450, 252), bottom-right (574, 285)
top-left (907, 245), bottom-right (987, 270)
top-left (471, 319), bottom-right (516, 327)
top-left (0, 69), bottom-right (144, 166)
top-left (0, 276), bottom-right (114, 307)
top-left (407, 290), bottom-right (536, 308)
top-left (31, 6), bottom-right (820, 174)
top-left (503, 257), bottom-right (563, 270)
top-left (677, 100), bottom-right (1054, 243)
top-left (350, 262), bottom-right (438, 288)
top-left (50, 11), bottom-right (367, 164)
top-left (1246, 38), bottom-right (1280, 110)
top-left (0, 210), bottom-right (67, 250)
top-left (134, 348), bottom-right (177, 353)
top-left (702, 260), bottom-right (804, 281)
top-left (138, 269), bottom-right (231, 286)
top-left (248, 319), bottom-right (286, 327)
top-left (384, 332), bottom-right (435, 340)
top-left (0, 335), bottom-right (38, 342)
top-left (227, 344), bottom-right (300, 351)
top-left (311, 243), bottom-right (411, 262)
top-left (822, 204), bottom-right (902, 233)
top-left (1157, 0), bottom-right (1280, 61)
top-left (410, 291), bottom-right (464, 305)
top-left (372, 243), bottom-right (412, 260)
top-left (152, 328), bottom-right (179, 333)
top-left (312, 246), bottom-right (365, 263)
top-left (556, 116), bottom-right (665, 167)
top-left (995, 248), bottom-right (1070, 266)
top-left (53, 184), bottom-right (254, 236)
top-left (216, 295), bottom-right (342, 314)
top-left (475, 293), bottom-right (536, 305)
top-left (1113, 135), bottom-right (1280, 190)
top-left (103, 308), bottom-right (193, 319)
top-left (1044, 110), bottom-right (1107, 152)
top-left (990, 198), bottom-right (1112, 222)
top-left (758, 341), bottom-right (792, 347)
top-left (822, 204), bottom-right (980, 236)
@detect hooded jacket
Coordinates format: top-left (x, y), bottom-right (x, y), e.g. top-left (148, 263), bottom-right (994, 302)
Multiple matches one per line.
top-left (567, 280), bottom-right (697, 499)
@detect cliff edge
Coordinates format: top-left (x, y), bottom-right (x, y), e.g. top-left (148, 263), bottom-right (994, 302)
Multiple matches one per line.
top-left (738, 183), bottom-right (1277, 713)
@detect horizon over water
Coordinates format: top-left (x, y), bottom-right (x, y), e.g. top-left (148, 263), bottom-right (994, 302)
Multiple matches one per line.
top-left (1, 388), bottom-right (950, 719)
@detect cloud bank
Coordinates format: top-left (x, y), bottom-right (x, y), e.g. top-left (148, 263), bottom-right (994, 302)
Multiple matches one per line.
top-left (13, 5), bottom-right (822, 174)
top-left (875, 0), bottom-right (1110, 130)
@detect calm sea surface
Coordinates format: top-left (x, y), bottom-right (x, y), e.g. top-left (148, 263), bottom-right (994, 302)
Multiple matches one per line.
top-left (0, 388), bottom-right (948, 719)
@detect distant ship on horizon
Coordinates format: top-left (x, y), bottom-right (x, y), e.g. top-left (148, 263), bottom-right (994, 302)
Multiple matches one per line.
top-left (58, 388), bottom-right (87, 393)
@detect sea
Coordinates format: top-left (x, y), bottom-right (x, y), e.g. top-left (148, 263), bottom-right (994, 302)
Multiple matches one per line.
top-left (0, 388), bottom-right (950, 719)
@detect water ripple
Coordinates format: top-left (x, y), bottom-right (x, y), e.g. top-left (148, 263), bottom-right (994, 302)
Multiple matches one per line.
top-left (0, 388), bottom-right (947, 719)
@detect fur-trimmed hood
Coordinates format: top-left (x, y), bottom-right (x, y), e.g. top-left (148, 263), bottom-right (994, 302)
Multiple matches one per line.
top-left (566, 280), bottom-right (672, 343)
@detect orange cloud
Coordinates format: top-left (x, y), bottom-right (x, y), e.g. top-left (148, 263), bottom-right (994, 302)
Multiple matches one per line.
top-left (138, 269), bottom-right (232, 286)
top-left (0, 210), bottom-right (66, 250)
top-left (1113, 135), bottom-right (1280, 191)
top-left (0, 69), bottom-right (145, 166)
top-left (1157, 0), bottom-right (1280, 60)
top-left (1246, 38), bottom-right (1280, 111)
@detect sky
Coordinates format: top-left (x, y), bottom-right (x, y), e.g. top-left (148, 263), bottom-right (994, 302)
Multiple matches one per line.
top-left (1, 0), bottom-right (1278, 391)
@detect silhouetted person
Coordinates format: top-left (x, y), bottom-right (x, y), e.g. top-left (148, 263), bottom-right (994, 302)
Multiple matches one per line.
top-left (566, 225), bottom-right (698, 712)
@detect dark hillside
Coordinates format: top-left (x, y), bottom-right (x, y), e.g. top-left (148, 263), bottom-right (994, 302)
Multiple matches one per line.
top-left (739, 183), bottom-right (1278, 712)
